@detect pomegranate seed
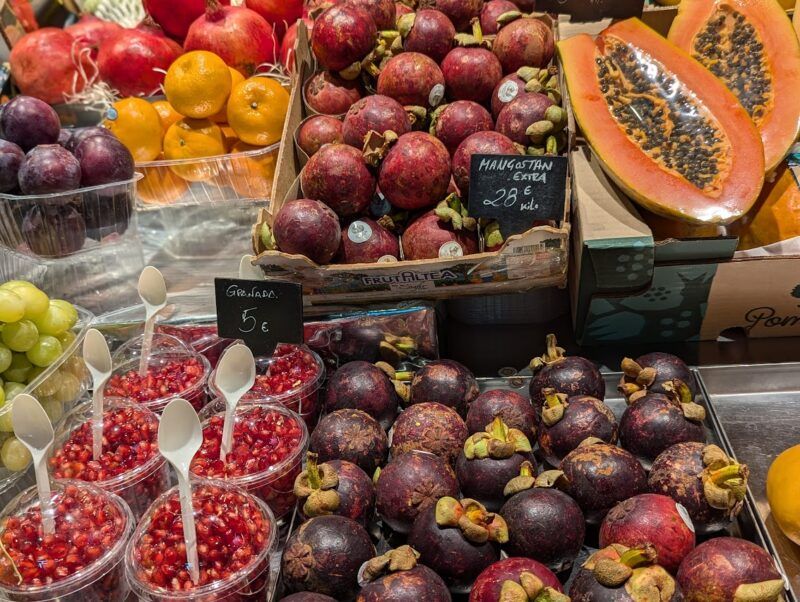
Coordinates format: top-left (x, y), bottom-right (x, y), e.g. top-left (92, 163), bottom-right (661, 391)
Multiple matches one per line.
top-left (105, 356), bottom-right (207, 408)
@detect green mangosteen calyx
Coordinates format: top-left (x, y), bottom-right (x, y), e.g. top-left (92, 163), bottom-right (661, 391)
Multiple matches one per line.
top-left (499, 572), bottom-right (570, 601)
top-left (504, 460), bottom-right (537, 496)
top-left (405, 105), bottom-right (428, 128)
top-left (497, 10), bottom-right (523, 27)
top-left (375, 360), bottom-right (412, 402)
top-left (453, 19), bottom-right (489, 49)
top-left (361, 545), bottom-right (420, 582)
top-left (541, 388), bottom-right (568, 426)
top-left (378, 335), bottom-right (417, 363)
top-left (259, 222), bottom-right (277, 252)
top-left (529, 334), bottom-right (566, 372)
top-left (701, 444), bottom-right (749, 514)
top-left (464, 416), bottom-right (532, 460)
top-left (733, 579), bottom-right (786, 602)
top-left (483, 220), bottom-right (505, 249)
top-left (533, 469), bottom-right (568, 490)
top-left (293, 452), bottom-right (341, 517)
top-left (435, 194), bottom-right (477, 231)
top-left (662, 380), bottom-right (706, 422)
top-left (435, 496), bottom-right (509, 544)
top-left (397, 13), bottom-right (416, 38)
top-left (363, 130), bottom-right (400, 167)
top-left (585, 544), bottom-right (669, 596)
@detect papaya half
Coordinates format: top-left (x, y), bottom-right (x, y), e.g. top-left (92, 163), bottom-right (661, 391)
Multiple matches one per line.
top-left (558, 18), bottom-right (764, 225)
top-left (735, 159), bottom-right (800, 249)
top-left (669, 0), bottom-right (800, 172)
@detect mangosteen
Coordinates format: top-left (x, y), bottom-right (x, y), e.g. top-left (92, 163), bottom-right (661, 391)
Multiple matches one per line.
top-left (280, 595), bottom-right (337, 602)
top-left (528, 334), bottom-right (605, 411)
top-left (282, 515), bottom-right (376, 599)
top-left (677, 538), bottom-right (784, 602)
top-left (466, 389), bottom-right (538, 441)
top-left (541, 439), bottom-right (647, 523)
top-left (570, 544), bottom-right (682, 602)
top-left (470, 557), bottom-right (567, 602)
top-left (408, 359), bottom-right (479, 416)
top-left (294, 453), bottom-right (375, 525)
top-left (309, 409), bottom-right (388, 473)
top-left (324, 361), bottom-right (399, 429)
top-left (649, 442), bottom-right (749, 534)
top-left (455, 417), bottom-right (534, 511)
top-left (619, 353), bottom-right (697, 401)
top-left (408, 497), bottom-right (508, 588)
top-left (357, 545), bottom-right (452, 602)
top-left (334, 322), bottom-right (386, 363)
top-left (618, 384), bottom-right (706, 464)
top-left (390, 402), bottom-right (468, 465)
top-left (375, 450), bottom-right (459, 534)
top-left (537, 388), bottom-right (618, 467)
top-left (599, 493), bottom-right (696, 574)
top-left (499, 461), bottom-right (585, 572)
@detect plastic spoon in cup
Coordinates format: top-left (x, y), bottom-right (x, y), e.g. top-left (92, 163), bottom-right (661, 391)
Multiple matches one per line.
top-left (83, 329), bottom-right (112, 462)
top-left (137, 266), bottom-right (167, 377)
top-left (158, 398), bottom-right (202, 585)
top-left (215, 343), bottom-right (256, 461)
top-left (239, 255), bottom-right (264, 280)
top-left (12, 394), bottom-right (55, 534)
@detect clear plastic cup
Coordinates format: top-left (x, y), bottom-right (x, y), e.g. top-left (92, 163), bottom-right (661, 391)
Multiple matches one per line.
top-left (110, 333), bottom-right (192, 363)
top-left (194, 401), bottom-right (308, 521)
top-left (126, 482), bottom-right (277, 602)
top-left (49, 397), bottom-right (170, 520)
top-left (0, 480), bottom-right (134, 602)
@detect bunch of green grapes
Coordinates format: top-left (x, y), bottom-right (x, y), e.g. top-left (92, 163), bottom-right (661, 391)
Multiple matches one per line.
top-left (0, 281), bottom-right (82, 473)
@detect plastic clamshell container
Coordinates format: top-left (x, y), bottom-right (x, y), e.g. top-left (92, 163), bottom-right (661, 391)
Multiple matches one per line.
top-left (0, 480), bottom-right (134, 602)
top-left (126, 482), bottom-right (278, 601)
top-left (49, 397), bottom-right (170, 520)
top-left (0, 176), bottom-right (142, 259)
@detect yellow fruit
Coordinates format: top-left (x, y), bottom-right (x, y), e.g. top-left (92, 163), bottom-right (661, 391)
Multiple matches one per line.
top-left (164, 51), bottom-right (232, 119)
top-left (163, 118), bottom-right (226, 182)
top-left (103, 98), bottom-right (163, 163)
top-left (227, 77), bottom-right (289, 147)
top-left (767, 443), bottom-right (800, 545)
top-left (225, 141), bottom-right (276, 198)
top-left (210, 67), bottom-right (246, 123)
top-left (152, 100), bottom-right (184, 134)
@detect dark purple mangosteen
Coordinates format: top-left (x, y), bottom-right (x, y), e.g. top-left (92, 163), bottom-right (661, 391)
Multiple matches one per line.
top-left (455, 417), bottom-right (534, 511)
top-left (537, 388), bottom-right (618, 467)
top-left (324, 361), bottom-right (399, 429)
top-left (619, 385), bottom-right (706, 464)
top-left (22, 204), bottom-right (86, 257)
top-left (375, 450), bottom-right (459, 534)
top-left (332, 321), bottom-right (385, 363)
top-left (469, 557), bottom-right (566, 602)
top-left (570, 545), bottom-right (682, 602)
top-left (619, 353), bottom-right (697, 401)
top-left (281, 515), bottom-right (375, 599)
top-left (309, 409), bottom-right (388, 473)
top-left (499, 461), bottom-right (585, 572)
top-left (528, 334), bottom-right (605, 411)
top-left (280, 594), bottom-right (337, 602)
top-left (408, 497), bottom-right (507, 588)
top-left (408, 359), bottom-right (479, 416)
top-left (391, 402), bottom-right (468, 465)
top-left (356, 545), bottom-right (452, 602)
top-left (649, 442), bottom-right (749, 534)
top-left (294, 453), bottom-right (375, 525)
top-left (466, 388), bottom-right (537, 441)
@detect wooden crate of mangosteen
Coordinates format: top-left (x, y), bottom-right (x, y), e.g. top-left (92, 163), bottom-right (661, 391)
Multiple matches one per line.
top-left (250, 13), bottom-right (571, 304)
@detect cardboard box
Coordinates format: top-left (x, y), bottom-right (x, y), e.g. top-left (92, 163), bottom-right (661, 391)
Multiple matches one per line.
top-left (251, 22), bottom-right (571, 305)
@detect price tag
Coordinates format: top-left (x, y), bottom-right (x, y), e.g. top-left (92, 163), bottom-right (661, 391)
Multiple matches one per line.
top-left (536, 0), bottom-right (644, 19)
top-left (214, 278), bottom-right (303, 355)
top-left (467, 153), bottom-right (567, 238)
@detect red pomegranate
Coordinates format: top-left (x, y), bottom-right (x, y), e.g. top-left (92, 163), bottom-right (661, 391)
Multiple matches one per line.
top-left (97, 22), bottom-right (183, 97)
top-left (65, 16), bottom-right (122, 60)
top-left (280, 17), bottom-right (313, 73)
top-left (246, 0), bottom-right (303, 39)
top-left (142, 0), bottom-right (228, 41)
top-left (185, 1), bottom-right (277, 76)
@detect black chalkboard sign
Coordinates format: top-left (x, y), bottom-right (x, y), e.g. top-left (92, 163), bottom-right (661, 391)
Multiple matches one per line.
top-left (537, 0), bottom-right (643, 19)
top-left (467, 154), bottom-right (568, 238)
top-left (214, 278), bottom-right (303, 355)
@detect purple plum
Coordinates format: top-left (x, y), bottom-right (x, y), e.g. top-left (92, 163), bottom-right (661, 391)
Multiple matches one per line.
top-left (1, 96), bottom-right (61, 151)
top-left (18, 145), bottom-right (82, 195)
top-left (0, 140), bottom-right (25, 193)
top-left (74, 135), bottom-right (134, 186)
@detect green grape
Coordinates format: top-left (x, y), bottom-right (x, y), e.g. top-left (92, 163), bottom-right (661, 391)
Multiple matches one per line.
top-left (1, 320), bottom-right (39, 352)
top-left (49, 300), bottom-right (78, 329)
top-left (1, 437), bottom-right (31, 471)
top-left (0, 290), bottom-right (25, 324)
top-left (0, 395), bottom-right (15, 433)
top-left (0, 387), bottom-right (4, 404)
top-left (51, 372), bottom-right (81, 403)
top-left (0, 344), bottom-right (11, 374)
top-left (32, 304), bottom-right (71, 337)
top-left (3, 353), bottom-right (32, 383)
top-left (4, 284), bottom-right (49, 320)
top-left (25, 336), bottom-right (63, 368)
top-left (27, 365), bottom-right (46, 382)
top-left (41, 400), bottom-right (63, 424)
top-left (3, 381), bottom-right (26, 401)
top-left (56, 330), bottom-right (76, 348)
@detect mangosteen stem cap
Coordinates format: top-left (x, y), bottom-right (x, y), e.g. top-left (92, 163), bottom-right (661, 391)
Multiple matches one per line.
top-left (362, 545), bottom-right (420, 582)
top-left (293, 453), bottom-right (341, 516)
top-left (464, 417), bottom-right (532, 459)
top-left (541, 388), bottom-right (568, 426)
top-left (484, 221), bottom-right (505, 249)
top-left (405, 105), bottom-right (428, 127)
top-left (702, 453), bottom-right (750, 512)
top-left (590, 545), bottom-right (657, 588)
top-left (534, 469), bottom-right (566, 489)
top-left (733, 580), bottom-right (786, 602)
top-left (497, 10), bottom-right (523, 26)
top-left (397, 13), bottom-right (415, 37)
top-left (435, 497), bottom-right (509, 543)
top-left (504, 460), bottom-right (537, 496)
top-left (529, 334), bottom-right (566, 372)
top-left (662, 380), bottom-right (706, 422)
top-left (363, 130), bottom-right (399, 167)
top-left (499, 576), bottom-right (569, 601)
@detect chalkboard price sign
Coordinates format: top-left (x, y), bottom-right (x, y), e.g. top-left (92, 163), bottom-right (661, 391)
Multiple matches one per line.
top-left (467, 154), bottom-right (568, 238)
top-left (214, 278), bottom-right (303, 355)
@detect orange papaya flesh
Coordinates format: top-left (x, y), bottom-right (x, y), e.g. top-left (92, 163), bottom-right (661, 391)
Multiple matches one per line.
top-left (669, 0), bottom-right (800, 172)
top-left (558, 18), bottom-right (764, 225)
top-left (736, 160), bottom-right (800, 249)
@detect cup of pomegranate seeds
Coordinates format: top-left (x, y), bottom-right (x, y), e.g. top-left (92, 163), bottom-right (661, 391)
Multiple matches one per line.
top-left (126, 482), bottom-right (277, 601)
top-left (49, 397), bottom-right (170, 520)
top-left (193, 403), bottom-right (308, 521)
top-left (208, 344), bottom-right (325, 428)
top-left (0, 480), bottom-right (134, 601)
top-left (110, 333), bottom-right (193, 364)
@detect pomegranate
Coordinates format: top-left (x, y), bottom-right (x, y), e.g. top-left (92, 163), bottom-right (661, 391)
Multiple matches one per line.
top-left (357, 546), bottom-right (451, 602)
top-left (346, 0), bottom-right (395, 30)
top-left (491, 73), bottom-right (526, 118)
top-left (398, 9), bottom-right (455, 63)
top-left (97, 24), bottom-right (182, 97)
top-left (294, 454), bottom-right (375, 524)
top-left (142, 0), bottom-right (229, 41)
top-left (296, 115), bottom-right (343, 157)
top-left (619, 353), bottom-right (697, 400)
top-left (246, 0), bottom-right (303, 39)
top-left (430, 100), bottom-right (494, 155)
top-left (185, 1), bottom-right (277, 76)
top-left (441, 47), bottom-right (503, 106)
top-left (466, 388), bottom-right (538, 441)
top-left (311, 4), bottom-right (377, 72)
top-left (408, 358), bottom-right (479, 415)
top-left (304, 71), bottom-right (363, 115)
top-left (496, 92), bottom-right (555, 145)
top-left (452, 130), bottom-right (519, 196)
top-left (281, 17), bottom-right (314, 73)
top-left (470, 557), bottom-right (565, 602)
top-left (324, 360), bottom-right (398, 428)
top-left (65, 15), bottom-right (122, 60)
top-left (480, 0), bottom-right (518, 35)
top-left (309, 409), bottom-right (388, 473)
top-left (300, 143), bottom-right (376, 217)
top-left (338, 218), bottom-right (401, 264)
top-left (419, 0), bottom-right (482, 31)
top-left (494, 16), bottom-right (555, 73)
top-left (272, 198), bottom-right (341, 264)
top-left (342, 94), bottom-right (411, 150)
top-left (378, 132), bottom-right (450, 210)
top-left (377, 52), bottom-right (445, 108)
top-left (402, 210), bottom-right (479, 260)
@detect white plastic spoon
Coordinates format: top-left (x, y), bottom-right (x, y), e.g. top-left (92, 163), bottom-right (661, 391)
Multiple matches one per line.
top-left (137, 266), bottom-right (167, 377)
top-left (158, 398), bottom-right (202, 585)
top-left (83, 329), bottom-right (112, 462)
top-left (215, 344), bottom-right (256, 461)
top-left (12, 394), bottom-right (55, 534)
top-left (238, 255), bottom-right (264, 280)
